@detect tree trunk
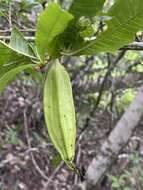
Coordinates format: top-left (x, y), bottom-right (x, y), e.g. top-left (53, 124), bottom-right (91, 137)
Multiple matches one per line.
top-left (74, 84), bottom-right (143, 190)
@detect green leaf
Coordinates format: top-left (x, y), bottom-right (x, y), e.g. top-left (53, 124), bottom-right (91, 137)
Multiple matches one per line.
top-left (77, 0), bottom-right (143, 55)
top-left (0, 41), bottom-right (27, 75)
top-left (10, 26), bottom-right (37, 59)
top-left (43, 60), bottom-right (76, 166)
top-left (35, 3), bottom-right (73, 61)
top-left (0, 41), bottom-right (34, 77)
top-left (69, 0), bottom-right (105, 17)
top-left (0, 41), bottom-right (37, 92)
top-left (0, 64), bottom-right (34, 92)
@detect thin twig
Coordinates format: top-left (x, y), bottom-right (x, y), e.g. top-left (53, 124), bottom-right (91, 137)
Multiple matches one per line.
top-left (0, 33), bottom-right (143, 51)
top-left (43, 161), bottom-right (64, 190)
top-left (74, 142), bottom-right (82, 184)
top-left (0, 35), bottom-right (35, 41)
top-left (0, 29), bottom-right (35, 33)
top-left (8, 2), bottom-right (12, 30)
top-left (23, 109), bottom-right (64, 187)
top-left (23, 109), bottom-right (49, 180)
top-left (120, 42), bottom-right (143, 51)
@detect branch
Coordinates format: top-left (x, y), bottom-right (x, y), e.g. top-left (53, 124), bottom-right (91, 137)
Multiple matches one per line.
top-left (8, 2), bottom-right (12, 30)
top-left (76, 51), bottom-right (126, 160)
top-left (0, 33), bottom-right (143, 51)
top-left (43, 161), bottom-right (64, 190)
top-left (0, 29), bottom-right (35, 33)
top-left (74, 84), bottom-right (143, 190)
top-left (120, 42), bottom-right (143, 51)
top-left (23, 109), bottom-right (65, 187)
top-left (23, 109), bottom-right (49, 180)
top-left (0, 35), bottom-right (35, 41)
top-left (74, 73), bottom-right (143, 93)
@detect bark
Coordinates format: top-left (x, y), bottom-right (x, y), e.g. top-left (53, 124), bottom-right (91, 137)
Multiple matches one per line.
top-left (74, 84), bottom-right (143, 190)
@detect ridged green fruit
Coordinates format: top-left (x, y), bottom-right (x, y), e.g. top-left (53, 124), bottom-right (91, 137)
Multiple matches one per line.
top-left (43, 59), bottom-right (76, 170)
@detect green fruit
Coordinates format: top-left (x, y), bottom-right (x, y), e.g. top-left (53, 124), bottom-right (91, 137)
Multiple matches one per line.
top-left (43, 59), bottom-right (77, 171)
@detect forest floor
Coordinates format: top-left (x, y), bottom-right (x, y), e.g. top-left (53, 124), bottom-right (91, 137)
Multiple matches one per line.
top-left (0, 78), bottom-right (143, 190)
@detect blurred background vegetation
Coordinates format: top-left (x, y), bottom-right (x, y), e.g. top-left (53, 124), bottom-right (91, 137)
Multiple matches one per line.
top-left (0, 0), bottom-right (143, 190)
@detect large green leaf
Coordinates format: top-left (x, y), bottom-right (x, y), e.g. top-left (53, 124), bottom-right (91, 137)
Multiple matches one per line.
top-left (10, 26), bottom-right (36, 59)
top-left (0, 41), bottom-right (28, 76)
top-left (0, 9), bottom-right (37, 91)
top-left (0, 64), bottom-right (34, 92)
top-left (0, 41), bottom-right (37, 92)
top-left (74, 0), bottom-right (143, 55)
top-left (35, 3), bottom-right (73, 61)
top-left (69, 0), bottom-right (105, 17)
